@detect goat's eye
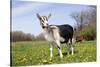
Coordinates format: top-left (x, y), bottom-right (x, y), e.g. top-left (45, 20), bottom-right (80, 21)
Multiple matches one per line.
top-left (41, 20), bottom-right (44, 22)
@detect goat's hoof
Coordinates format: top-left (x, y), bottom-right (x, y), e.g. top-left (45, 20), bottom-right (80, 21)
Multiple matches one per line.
top-left (72, 54), bottom-right (74, 55)
top-left (49, 57), bottom-right (53, 61)
top-left (60, 55), bottom-right (63, 59)
top-left (49, 58), bottom-right (53, 61)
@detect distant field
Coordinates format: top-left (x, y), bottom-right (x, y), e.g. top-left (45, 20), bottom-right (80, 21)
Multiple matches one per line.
top-left (11, 41), bottom-right (96, 66)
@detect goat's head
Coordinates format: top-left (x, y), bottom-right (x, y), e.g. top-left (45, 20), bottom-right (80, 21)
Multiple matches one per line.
top-left (36, 13), bottom-right (51, 28)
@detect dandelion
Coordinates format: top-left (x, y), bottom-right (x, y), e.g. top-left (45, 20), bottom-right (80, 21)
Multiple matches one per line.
top-left (42, 59), bottom-right (48, 63)
top-left (20, 58), bottom-right (27, 63)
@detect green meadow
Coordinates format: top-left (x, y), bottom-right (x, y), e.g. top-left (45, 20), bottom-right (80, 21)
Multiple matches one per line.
top-left (11, 41), bottom-right (96, 66)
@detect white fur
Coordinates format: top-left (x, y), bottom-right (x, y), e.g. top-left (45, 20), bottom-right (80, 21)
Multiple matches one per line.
top-left (42, 26), bottom-right (64, 58)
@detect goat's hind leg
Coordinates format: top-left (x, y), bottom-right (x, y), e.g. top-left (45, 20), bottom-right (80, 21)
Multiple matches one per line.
top-left (67, 39), bottom-right (74, 55)
top-left (56, 40), bottom-right (63, 58)
top-left (66, 43), bottom-right (70, 56)
top-left (71, 45), bottom-right (74, 55)
top-left (70, 39), bottom-right (74, 55)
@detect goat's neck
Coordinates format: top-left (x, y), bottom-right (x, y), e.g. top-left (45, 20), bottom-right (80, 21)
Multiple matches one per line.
top-left (42, 26), bottom-right (51, 33)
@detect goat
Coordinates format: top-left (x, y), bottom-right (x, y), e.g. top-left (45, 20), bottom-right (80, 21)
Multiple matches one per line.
top-left (36, 13), bottom-right (74, 58)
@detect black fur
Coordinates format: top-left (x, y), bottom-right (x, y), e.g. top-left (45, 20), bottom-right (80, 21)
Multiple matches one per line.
top-left (50, 24), bottom-right (73, 44)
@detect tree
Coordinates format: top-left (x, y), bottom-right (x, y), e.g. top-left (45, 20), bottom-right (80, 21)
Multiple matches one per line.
top-left (35, 33), bottom-right (45, 41)
top-left (70, 6), bottom-right (96, 40)
top-left (10, 31), bottom-right (35, 42)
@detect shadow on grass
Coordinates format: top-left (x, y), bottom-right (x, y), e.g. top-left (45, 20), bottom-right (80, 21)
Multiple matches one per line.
top-left (56, 50), bottom-right (79, 56)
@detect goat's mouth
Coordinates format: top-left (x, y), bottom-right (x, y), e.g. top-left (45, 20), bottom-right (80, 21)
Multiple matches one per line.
top-left (42, 26), bottom-right (48, 28)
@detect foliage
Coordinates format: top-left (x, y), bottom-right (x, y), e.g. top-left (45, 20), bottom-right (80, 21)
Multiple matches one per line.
top-left (35, 33), bottom-right (45, 41)
top-left (10, 31), bottom-right (45, 42)
top-left (71, 6), bottom-right (96, 40)
top-left (11, 41), bottom-right (96, 66)
top-left (10, 31), bottom-right (35, 42)
top-left (76, 26), bottom-right (96, 41)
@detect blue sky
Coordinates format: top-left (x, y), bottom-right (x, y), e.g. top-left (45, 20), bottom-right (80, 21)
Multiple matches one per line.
top-left (12, 0), bottom-right (90, 36)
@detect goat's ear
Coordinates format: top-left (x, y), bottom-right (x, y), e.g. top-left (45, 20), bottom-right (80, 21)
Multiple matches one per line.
top-left (36, 13), bottom-right (40, 19)
top-left (48, 13), bottom-right (51, 19)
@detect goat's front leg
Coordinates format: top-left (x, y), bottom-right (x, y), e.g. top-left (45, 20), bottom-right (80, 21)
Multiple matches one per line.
top-left (49, 43), bottom-right (53, 58)
top-left (56, 40), bottom-right (63, 58)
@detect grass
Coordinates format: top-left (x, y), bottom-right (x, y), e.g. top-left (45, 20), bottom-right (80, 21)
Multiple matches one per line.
top-left (11, 41), bottom-right (96, 66)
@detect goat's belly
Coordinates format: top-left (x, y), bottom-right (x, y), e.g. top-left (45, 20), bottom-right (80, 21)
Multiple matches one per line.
top-left (44, 34), bottom-right (66, 42)
top-left (60, 37), bottom-right (66, 43)
top-left (60, 37), bottom-right (65, 41)
top-left (60, 41), bottom-right (66, 44)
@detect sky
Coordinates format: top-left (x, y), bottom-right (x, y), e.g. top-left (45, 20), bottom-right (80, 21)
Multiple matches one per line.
top-left (12, 0), bottom-right (90, 36)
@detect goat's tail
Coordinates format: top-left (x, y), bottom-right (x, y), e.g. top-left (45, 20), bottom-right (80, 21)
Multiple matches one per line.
top-left (72, 27), bottom-right (77, 44)
top-left (72, 27), bottom-right (76, 38)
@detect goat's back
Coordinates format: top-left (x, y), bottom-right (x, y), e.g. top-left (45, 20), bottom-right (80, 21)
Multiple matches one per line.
top-left (52, 24), bottom-right (73, 43)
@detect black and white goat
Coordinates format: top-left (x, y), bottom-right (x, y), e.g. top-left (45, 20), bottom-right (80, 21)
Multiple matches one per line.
top-left (36, 13), bottom-right (74, 58)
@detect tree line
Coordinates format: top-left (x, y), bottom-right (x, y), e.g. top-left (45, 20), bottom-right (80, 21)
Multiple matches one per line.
top-left (10, 31), bottom-right (45, 42)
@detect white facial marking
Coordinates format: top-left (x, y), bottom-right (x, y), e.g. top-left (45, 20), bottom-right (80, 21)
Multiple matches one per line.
top-left (40, 16), bottom-right (48, 27)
